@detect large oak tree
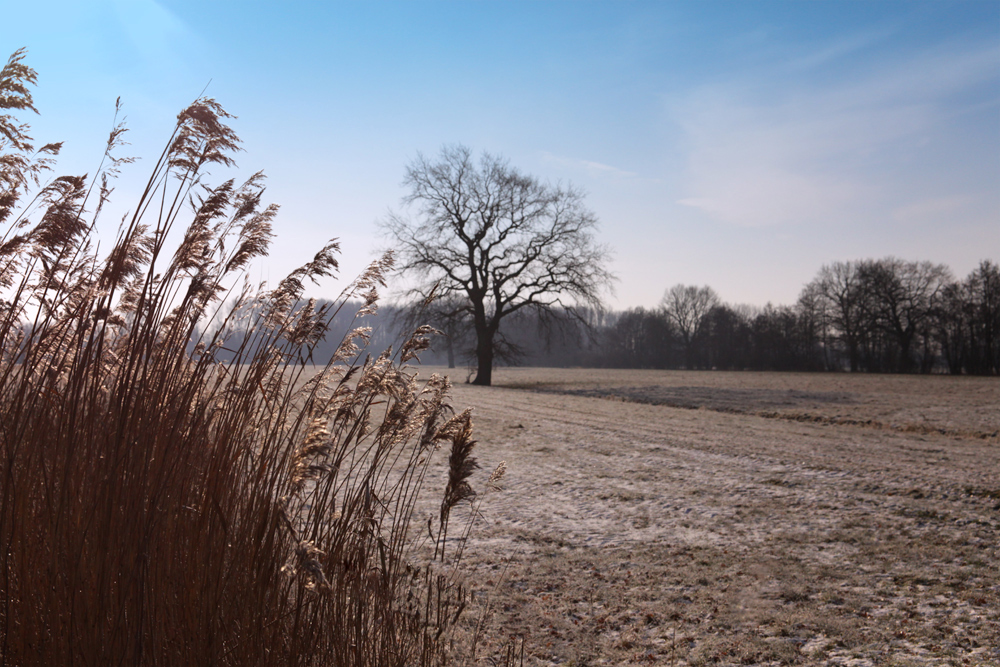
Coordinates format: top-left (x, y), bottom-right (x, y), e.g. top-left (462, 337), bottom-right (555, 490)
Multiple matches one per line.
top-left (381, 145), bottom-right (613, 385)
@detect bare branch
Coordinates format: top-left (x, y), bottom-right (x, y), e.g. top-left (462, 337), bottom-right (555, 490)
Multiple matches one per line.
top-left (379, 145), bottom-right (615, 384)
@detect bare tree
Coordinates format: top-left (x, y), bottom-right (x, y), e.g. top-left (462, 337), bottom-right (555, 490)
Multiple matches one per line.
top-left (659, 284), bottom-right (719, 368)
top-left (965, 259), bottom-right (1000, 375)
top-left (861, 258), bottom-right (951, 373)
top-left (381, 145), bottom-right (614, 385)
top-left (933, 280), bottom-right (969, 375)
top-left (938, 259), bottom-right (1000, 375)
top-left (808, 261), bottom-right (869, 371)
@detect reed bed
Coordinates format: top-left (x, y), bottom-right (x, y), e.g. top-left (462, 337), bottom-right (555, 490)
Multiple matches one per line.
top-left (0, 48), bottom-right (486, 666)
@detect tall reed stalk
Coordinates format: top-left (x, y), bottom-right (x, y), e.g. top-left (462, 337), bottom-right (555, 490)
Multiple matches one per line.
top-left (0, 48), bottom-right (481, 666)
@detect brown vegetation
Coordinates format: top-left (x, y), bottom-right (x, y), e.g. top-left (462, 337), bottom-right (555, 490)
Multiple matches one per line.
top-left (443, 368), bottom-right (999, 666)
top-left (0, 48), bottom-right (494, 666)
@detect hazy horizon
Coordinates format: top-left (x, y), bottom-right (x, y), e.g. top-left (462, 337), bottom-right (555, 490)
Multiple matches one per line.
top-left (9, 0), bottom-right (999, 309)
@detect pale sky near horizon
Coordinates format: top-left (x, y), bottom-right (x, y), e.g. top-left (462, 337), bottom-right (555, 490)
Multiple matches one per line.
top-left (8, 0), bottom-right (999, 309)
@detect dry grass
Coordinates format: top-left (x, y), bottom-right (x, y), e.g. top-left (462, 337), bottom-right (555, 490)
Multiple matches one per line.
top-left (495, 368), bottom-right (1000, 438)
top-left (436, 367), bottom-right (999, 666)
top-left (0, 49), bottom-right (495, 666)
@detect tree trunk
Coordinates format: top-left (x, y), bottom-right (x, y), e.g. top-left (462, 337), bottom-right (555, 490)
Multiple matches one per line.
top-left (472, 333), bottom-right (493, 385)
top-left (470, 297), bottom-right (494, 385)
top-left (896, 329), bottom-right (915, 373)
top-left (445, 337), bottom-right (455, 369)
top-left (682, 333), bottom-right (694, 370)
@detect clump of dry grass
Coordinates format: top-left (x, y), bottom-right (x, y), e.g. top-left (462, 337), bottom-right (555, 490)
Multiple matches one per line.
top-left (0, 48), bottom-right (485, 666)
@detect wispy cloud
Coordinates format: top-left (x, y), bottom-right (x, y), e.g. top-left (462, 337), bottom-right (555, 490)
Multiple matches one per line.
top-left (784, 28), bottom-right (896, 72)
top-left (540, 151), bottom-right (638, 179)
top-left (891, 195), bottom-right (972, 224)
top-left (672, 36), bottom-right (1000, 228)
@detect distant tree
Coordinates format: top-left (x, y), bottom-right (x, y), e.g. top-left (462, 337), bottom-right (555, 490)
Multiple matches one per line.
top-left (394, 292), bottom-right (473, 369)
top-left (381, 145), bottom-right (614, 385)
top-left (796, 281), bottom-right (835, 371)
top-left (961, 259), bottom-right (1000, 375)
top-left (604, 307), bottom-right (674, 368)
top-left (807, 261), bottom-right (868, 371)
top-left (492, 305), bottom-right (601, 367)
top-left (933, 280), bottom-right (969, 375)
top-left (747, 304), bottom-right (826, 371)
top-left (861, 258), bottom-right (951, 373)
top-left (701, 303), bottom-right (753, 370)
top-left (660, 284), bottom-right (719, 369)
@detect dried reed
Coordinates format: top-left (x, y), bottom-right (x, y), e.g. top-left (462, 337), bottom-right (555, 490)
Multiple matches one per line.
top-left (0, 49), bottom-right (484, 666)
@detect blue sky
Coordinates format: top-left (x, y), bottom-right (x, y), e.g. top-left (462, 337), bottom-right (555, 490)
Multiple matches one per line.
top-left (8, 0), bottom-right (999, 308)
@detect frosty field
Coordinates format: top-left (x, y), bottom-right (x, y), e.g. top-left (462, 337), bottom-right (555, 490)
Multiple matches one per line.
top-left (427, 368), bottom-right (999, 666)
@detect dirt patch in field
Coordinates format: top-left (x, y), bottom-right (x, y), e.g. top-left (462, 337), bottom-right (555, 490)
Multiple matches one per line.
top-left (549, 385), bottom-right (856, 410)
top-left (411, 367), bottom-right (1000, 666)
top-left (498, 368), bottom-right (1000, 441)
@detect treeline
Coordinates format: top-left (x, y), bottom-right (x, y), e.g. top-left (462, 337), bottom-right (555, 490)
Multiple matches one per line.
top-left (412, 258), bottom-right (1000, 375)
top-left (210, 257), bottom-right (998, 375)
top-left (206, 298), bottom-right (406, 365)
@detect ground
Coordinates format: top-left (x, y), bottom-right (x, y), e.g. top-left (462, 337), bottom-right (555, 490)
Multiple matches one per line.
top-left (417, 368), bottom-right (1000, 667)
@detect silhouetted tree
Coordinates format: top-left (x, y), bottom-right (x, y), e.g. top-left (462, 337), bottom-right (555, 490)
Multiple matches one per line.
top-left (807, 261), bottom-right (869, 371)
top-left (604, 307), bottom-right (674, 368)
top-left (702, 304), bottom-right (754, 370)
top-left (660, 284), bottom-right (719, 369)
top-left (796, 281), bottom-right (836, 370)
top-left (381, 145), bottom-right (614, 385)
top-left (861, 258), bottom-right (951, 373)
top-left (933, 280), bottom-right (969, 375)
top-left (956, 260), bottom-right (1000, 375)
top-left (928, 261), bottom-right (1000, 376)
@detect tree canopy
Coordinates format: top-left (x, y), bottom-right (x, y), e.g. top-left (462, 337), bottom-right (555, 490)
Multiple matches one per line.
top-left (381, 145), bottom-right (614, 385)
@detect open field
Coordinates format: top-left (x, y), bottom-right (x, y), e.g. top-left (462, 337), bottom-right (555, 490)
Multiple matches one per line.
top-left (421, 368), bottom-right (1000, 666)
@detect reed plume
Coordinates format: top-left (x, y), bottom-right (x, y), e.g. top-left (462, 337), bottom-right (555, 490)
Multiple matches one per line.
top-left (0, 48), bottom-right (488, 667)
